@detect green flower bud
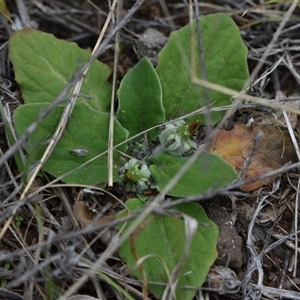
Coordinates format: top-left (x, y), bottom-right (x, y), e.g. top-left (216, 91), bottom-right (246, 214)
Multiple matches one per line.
top-left (158, 120), bottom-right (197, 156)
top-left (119, 158), bottom-right (151, 193)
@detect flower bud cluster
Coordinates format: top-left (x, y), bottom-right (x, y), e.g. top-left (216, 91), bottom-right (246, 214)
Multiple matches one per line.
top-left (158, 120), bottom-right (197, 156)
top-left (119, 158), bottom-right (151, 193)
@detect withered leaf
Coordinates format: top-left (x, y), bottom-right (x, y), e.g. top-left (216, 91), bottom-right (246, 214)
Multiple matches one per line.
top-left (73, 202), bottom-right (115, 226)
top-left (208, 123), bottom-right (297, 191)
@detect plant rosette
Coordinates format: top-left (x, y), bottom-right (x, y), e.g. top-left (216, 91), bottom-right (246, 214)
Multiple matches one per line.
top-left (9, 12), bottom-right (249, 300)
top-left (158, 120), bottom-right (197, 157)
top-left (119, 158), bottom-right (152, 193)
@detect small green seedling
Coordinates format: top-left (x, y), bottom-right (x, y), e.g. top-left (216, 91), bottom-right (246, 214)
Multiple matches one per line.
top-left (14, 213), bottom-right (24, 228)
top-left (1, 262), bottom-right (10, 287)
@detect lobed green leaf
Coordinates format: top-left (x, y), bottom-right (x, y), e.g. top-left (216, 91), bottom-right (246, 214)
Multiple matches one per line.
top-left (149, 152), bottom-right (237, 197)
top-left (117, 198), bottom-right (218, 299)
top-left (117, 57), bottom-right (165, 140)
top-left (156, 13), bottom-right (249, 124)
top-left (9, 28), bottom-right (112, 112)
top-left (14, 103), bottom-right (128, 185)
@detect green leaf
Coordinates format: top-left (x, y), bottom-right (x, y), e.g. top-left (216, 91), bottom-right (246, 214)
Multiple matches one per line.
top-left (14, 103), bottom-right (128, 185)
top-left (116, 57), bottom-right (165, 140)
top-left (9, 28), bottom-right (112, 112)
top-left (117, 198), bottom-right (218, 299)
top-left (149, 152), bottom-right (237, 197)
top-left (156, 13), bottom-right (248, 124)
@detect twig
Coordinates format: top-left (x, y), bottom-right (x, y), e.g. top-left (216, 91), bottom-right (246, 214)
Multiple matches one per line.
top-left (241, 196), bottom-right (267, 298)
top-left (15, 0), bottom-right (31, 28)
top-left (247, 0), bottom-right (299, 85)
top-left (108, 0), bottom-right (122, 187)
top-left (282, 107), bottom-right (300, 278)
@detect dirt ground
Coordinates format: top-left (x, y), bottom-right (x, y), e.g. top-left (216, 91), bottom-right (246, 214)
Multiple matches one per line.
top-left (1, 1), bottom-right (300, 299)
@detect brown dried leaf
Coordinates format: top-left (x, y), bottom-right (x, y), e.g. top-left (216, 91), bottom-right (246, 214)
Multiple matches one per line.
top-left (73, 202), bottom-right (115, 226)
top-left (208, 123), bottom-right (297, 191)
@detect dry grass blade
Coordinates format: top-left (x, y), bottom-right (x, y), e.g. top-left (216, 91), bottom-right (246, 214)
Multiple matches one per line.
top-left (108, 0), bottom-right (123, 187)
